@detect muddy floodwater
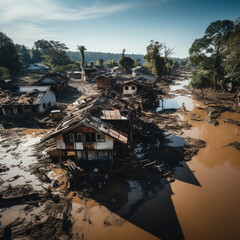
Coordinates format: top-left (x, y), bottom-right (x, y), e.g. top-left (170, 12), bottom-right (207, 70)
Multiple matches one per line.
top-left (0, 79), bottom-right (239, 240)
top-left (69, 79), bottom-right (240, 240)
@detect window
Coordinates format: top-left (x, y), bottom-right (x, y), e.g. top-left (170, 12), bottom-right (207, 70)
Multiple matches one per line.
top-left (75, 133), bottom-right (82, 142)
top-left (69, 133), bottom-right (75, 143)
top-left (132, 86), bottom-right (136, 90)
top-left (125, 86), bottom-right (129, 90)
top-left (63, 133), bottom-right (75, 143)
top-left (85, 133), bottom-right (96, 142)
top-left (43, 103), bottom-right (46, 109)
top-left (96, 133), bottom-right (105, 142)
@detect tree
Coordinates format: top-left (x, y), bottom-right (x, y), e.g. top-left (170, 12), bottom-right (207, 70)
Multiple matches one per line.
top-left (34, 39), bottom-right (71, 67)
top-left (96, 59), bottom-right (104, 65)
top-left (105, 59), bottom-right (117, 68)
top-left (118, 49), bottom-right (135, 70)
top-left (134, 58), bottom-right (141, 66)
top-left (190, 70), bottom-right (212, 98)
top-left (223, 22), bottom-right (240, 84)
top-left (0, 32), bottom-right (22, 75)
top-left (0, 67), bottom-right (10, 80)
top-left (89, 61), bottom-right (94, 66)
top-left (30, 48), bottom-right (43, 63)
top-left (144, 40), bottom-right (165, 79)
top-left (189, 20), bottom-right (234, 89)
top-left (15, 44), bottom-right (31, 67)
top-left (77, 45), bottom-right (87, 66)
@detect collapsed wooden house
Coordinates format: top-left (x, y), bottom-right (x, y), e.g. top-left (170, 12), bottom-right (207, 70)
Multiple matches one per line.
top-left (34, 72), bottom-right (70, 92)
top-left (81, 66), bottom-right (98, 81)
top-left (96, 75), bottom-right (116, 89)
top-left (132, 66), bottom-right (148, 77)
top-left (122, 80), bottom-right (139, 95)
top-left (121, 78), bottom-right (157, 109)
top-left (0, 86), bottom-right (56, 116)
top-left (47, 95), bottom-right (133, 162)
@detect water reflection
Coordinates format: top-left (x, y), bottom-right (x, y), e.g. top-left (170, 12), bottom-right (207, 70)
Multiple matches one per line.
top-left (166, 133), bottom-right (188, 147)
top-left (157, 79), bottom-right (194, 112)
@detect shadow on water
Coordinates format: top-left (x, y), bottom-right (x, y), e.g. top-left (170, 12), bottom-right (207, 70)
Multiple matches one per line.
top-left (86, 155), bottom-right (201, 240)
top-left (174, 161), bottom-right (201, 187)
top-left (90, 178), bottom-right (185, 240)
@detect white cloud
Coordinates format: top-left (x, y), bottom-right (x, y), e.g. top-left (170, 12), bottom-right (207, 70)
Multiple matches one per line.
top-left (0, 0), bottom-right (137, 23)
top-left (3, 23), bottom-right (54, 40)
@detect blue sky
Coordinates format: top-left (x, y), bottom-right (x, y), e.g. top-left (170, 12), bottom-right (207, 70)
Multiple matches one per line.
top-left (0, 0), bottom-right (239, 58)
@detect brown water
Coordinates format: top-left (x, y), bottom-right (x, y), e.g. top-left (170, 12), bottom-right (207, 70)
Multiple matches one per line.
top-left (69, 80), bottom-right (240, 240)
top-left (171, 104), bottom-right (240, 240)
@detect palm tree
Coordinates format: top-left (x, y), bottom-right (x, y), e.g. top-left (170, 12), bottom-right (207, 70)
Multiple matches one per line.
top-left (77, 45), bottom-right (87, 66)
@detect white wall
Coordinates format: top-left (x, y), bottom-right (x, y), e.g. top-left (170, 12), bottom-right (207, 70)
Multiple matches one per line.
top-left (56, 133), bottom-right (114, 150)
top-left (39, 90), bottom-right (56, 113)
top-left (123, 83), bottom-right (137, 95)
top-left (95, 135), bottom-right (113, 149)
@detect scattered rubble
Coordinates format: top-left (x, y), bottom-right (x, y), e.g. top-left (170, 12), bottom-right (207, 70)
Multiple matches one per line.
top-left (223, 142), bottom-right (240, 151)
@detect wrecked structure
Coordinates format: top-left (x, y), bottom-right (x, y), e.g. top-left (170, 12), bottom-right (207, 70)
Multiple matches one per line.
top-left (121, 78), bottom-right (157, 109)
top-left (111, 66), bottom-right (125, 75)
top-left (81, 66), bottom-right (98, 81)
top-left (34, 72), bottom-right (70, 92)
top-left (0, 86), bottom-right (56, 116)
top-left (132, 66), bottom-right (148, 77)
top-left (122, 80), bottom-right (139, 95)
top-left (96, 75), bottom-right (116, 89)
top-left (46, 94), bottom-right (133, 162)
top-left (27, 63), bottom-right (50, 74)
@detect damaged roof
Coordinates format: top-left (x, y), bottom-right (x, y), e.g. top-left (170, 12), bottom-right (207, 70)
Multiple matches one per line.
top-left (45, 94), bottom-right (130, 145)
top-left (27, 63), bottom-right (50, 70)
top-left (0, 86), bottom-right (51, 106)
top-left (36, 72), bottom-right (69, 85)
top-left (101, 110), bottom-right (126, 120)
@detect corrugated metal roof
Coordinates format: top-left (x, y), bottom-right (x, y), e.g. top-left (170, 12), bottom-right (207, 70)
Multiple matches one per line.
top-left (101, 110), bottom-right (122, 120)
top-left (19, 86), bottom-right (50, 93)
top-left (27, 63), bottom-right (50, 70)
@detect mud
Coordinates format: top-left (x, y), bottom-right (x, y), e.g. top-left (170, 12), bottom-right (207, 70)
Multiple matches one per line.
top-left (0, 70), bottom-right (209, 240)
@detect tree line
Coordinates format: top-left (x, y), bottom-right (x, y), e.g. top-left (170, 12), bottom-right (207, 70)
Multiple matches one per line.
top-left (189, 17), bottom-right (240, 96)
top-left (0, 31), bottom-right (188, 81)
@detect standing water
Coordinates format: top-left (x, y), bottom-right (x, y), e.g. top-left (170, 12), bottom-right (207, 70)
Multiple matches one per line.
top-left (69, 78), bottom-right (240, 240)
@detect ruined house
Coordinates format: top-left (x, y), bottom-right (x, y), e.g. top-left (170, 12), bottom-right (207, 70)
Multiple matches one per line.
top-left (0, 86), bottom-right (56, 116)
top-left (96, 75), bottom-right (116, 89)
top-left (81, 66), bottom-right (97, 81)
top-left (34, 72), bottom-right (70, 92)
top-left (122, 80), bottom-right (139, 95)
top-left (94, 65), bottom-right (107, 73)
top-left (47, 94), bottom-right (133, 162)
top-left (111, 66), bottom-right (125, 75)
top-left (132, 66), bottom-right (148, 77)
top-left (27, 63), bottom-right (50, 74)
top-left (69, 71), bottom-right (82, 79)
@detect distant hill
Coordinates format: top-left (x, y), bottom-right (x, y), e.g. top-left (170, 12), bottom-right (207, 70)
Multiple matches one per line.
top-left (66, 51), bottom-right (188, 64)
top-left (66, 51), bottom-right (145, 64)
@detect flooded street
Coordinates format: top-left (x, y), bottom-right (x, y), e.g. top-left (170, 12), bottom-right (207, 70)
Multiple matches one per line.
top-left (167, 79), bottom-right (240, 239)
top-left (171, 105), bottom-right (240, 239)
top-left (70, 78), bottom-right (240, 240)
